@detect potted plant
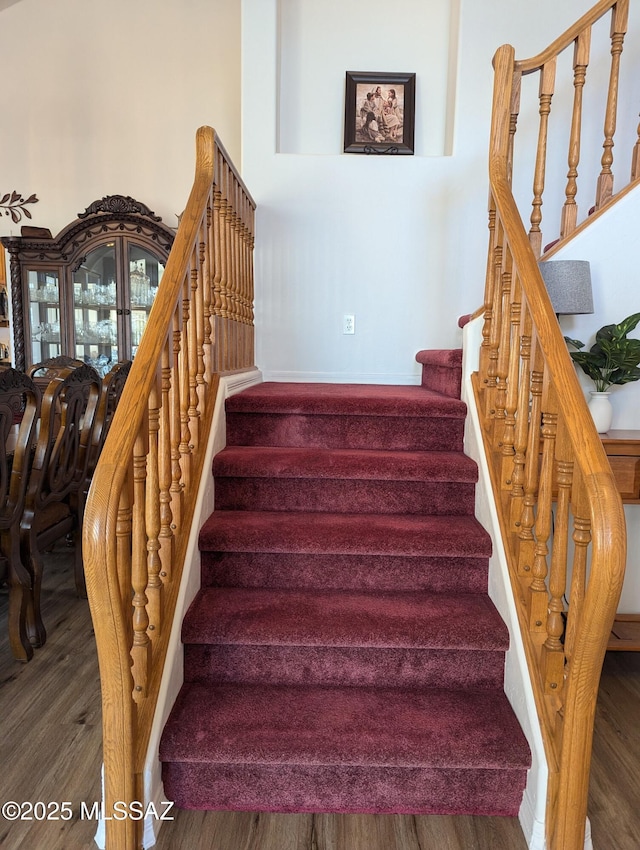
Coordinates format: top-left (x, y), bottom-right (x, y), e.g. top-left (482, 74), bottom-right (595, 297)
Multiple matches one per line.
top-left (565, 312), bottom-right (640, 432)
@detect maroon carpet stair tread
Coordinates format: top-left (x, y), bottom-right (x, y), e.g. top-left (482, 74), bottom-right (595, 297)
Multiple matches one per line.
top-left (161, 684), bottom-right (530, 769)
top-left (162, 761), bottom-right (527, 816)
top-left (182, 587), bottom-right (508, 650)
top-left (225, 383), bottom-right (466, 452)
top-left (160, 684), bottom-right (530, 815)
top-left (184, 642), bottom-right (508, 690)
top-left (162, 375), bottom-right (530, 818)
top-left (213, 446), bottom-right (477, 515)
top-left (214, 446), bottom-right (478, 481)
top-left (199, 511), bottom-right (491, 557)
top-left (201, 551), bottom-right (491, 594)
top-left (181, 587), bottom-right (510, 690)
top-left (224, 382), bottom-right (466, 417)
top-left (415, 349), bottom-right (463, 399)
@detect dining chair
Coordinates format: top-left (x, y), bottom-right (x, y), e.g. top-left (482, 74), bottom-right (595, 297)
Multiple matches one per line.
top-left (0, 368), bottom-right (42, 661)
top-left (20, 364), bottom-right (101, 648)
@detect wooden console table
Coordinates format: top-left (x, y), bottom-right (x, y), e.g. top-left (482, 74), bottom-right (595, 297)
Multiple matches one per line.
top-left (600, 430), bottom-right (640, 650)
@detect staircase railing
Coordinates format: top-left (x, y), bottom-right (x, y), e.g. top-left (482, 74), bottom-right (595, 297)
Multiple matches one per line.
top-left (478, 4), bottom-right (629, 849)
top-left (82, 126), bottom-right (255, 850)
top-left (509, 0), bottom-right (637, 256)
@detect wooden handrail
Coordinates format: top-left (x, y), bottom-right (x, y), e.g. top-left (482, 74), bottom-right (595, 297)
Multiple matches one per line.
top-left (83, 126), bottom-right (255, 850)
top-left (514, 0), bottom-right (623, 74)
top-left (480, 21), bottom-right (627, 850)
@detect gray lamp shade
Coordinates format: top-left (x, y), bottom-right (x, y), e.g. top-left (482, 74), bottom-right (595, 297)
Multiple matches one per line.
top-left (538, 260), bottom-right (594, 315)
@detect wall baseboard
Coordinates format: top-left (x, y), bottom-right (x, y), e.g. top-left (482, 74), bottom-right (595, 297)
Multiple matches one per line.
top-left (261, 369), bottom-right (420, 385)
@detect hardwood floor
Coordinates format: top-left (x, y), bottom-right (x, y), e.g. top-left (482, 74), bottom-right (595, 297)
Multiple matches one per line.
top-left (588, 649), bottom-right (640, 850)
top-left (1, 546), bottom-right (637, 849)
top-left (0, 544), bottom-right (102, 850)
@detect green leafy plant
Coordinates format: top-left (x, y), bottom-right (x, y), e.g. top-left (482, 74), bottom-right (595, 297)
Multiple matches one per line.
top-left (565, 312), bottom-right (640, 392)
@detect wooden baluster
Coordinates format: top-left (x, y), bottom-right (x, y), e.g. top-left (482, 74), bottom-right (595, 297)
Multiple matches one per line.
top-left (529, 59), bottom-right (557, 258)
top-left (564, 474), bottom-right (592, 669)
top-left (131, 425), bottom-right (150, 702)
top-left (229, 178), bottom-right (240, 369)
top-left (561, 29), bottom-right (591, 238)
top-left (529, 387), bottom-right (557, 635)
top-left (224, 166), bottom-right (235, 370)
top-left (202, 200), bottom-right (214, 381)
top-left (188, 250), bottom-right (201, 449)
top-left (595, 0), bottom-right (629, 210)
top-left (507, 70), bottom-right (522, 185)
top-left (485, 223), bottom-right (504, 420)
top-left (230, 167), bottom-right (239, 368)
top-left (517, 339), bottom-right (544, 578)
top-left (196, 222), bottom-right (207, 391)
top-left (237, 193), bottom-right (248, 367)
top-left (243, 193), bottom-right (252, 324)
top-left (246, 200), bottom-right (256, 366)
top-left (158, 338), bottom-right (174, 583)
top-left (240, 191), bottom-right (251, 365)
top-left (542, 403), bottom-right (572, 696)
top-left (218, 169), bottom-right (230, 372)
top-left (145, 377), bottom-right (163, 636)
top-left (501, 271), bottom-right (522, 497)
top-left (479, 203), bottom-right (497, 386)
top-left (179, 275), bottom-right (193, 490)
top-left (493, 254), bottom-right (513, 447)
top-left (211, 184), bottom-right (223, 374)
top-left (116, 477), bottom-right (133, 641)
top-left (510, 301), bottom-right (533, 532)
top-left (223, 170), bottom-right (234, 371)
top-left (170, 304), bottom-right (184, 529)
top-left (631, 114), bottom-right (640, 180)
top-left (243, 194), bottom-right (253, 330)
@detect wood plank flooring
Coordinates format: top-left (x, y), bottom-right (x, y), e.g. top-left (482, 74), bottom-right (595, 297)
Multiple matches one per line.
top-left (1, 545), bottom-right (637, 849)
top-left (0, 544), bottom-right (102, 850)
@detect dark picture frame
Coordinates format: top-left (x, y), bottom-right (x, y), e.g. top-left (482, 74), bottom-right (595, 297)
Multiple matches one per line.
top-left (343, 71), bottom-right (416, 155)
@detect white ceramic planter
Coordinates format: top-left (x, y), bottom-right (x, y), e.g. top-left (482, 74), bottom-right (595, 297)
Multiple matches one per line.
top-left (588, 391), bottom-right (613, 433)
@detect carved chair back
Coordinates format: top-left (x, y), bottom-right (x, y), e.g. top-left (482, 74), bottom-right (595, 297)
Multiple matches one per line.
top-left (28, 355), bottom-right (87, 380)
top-left (0, 367), bottom-right (41, 661)
top-left (87, 360), bottom-right (132, 479)
top-left (20, 363), bottom-right (101, 647)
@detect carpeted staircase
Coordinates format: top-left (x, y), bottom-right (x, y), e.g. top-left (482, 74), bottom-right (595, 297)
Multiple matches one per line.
top-left (160, 350), bottom-right (531, 816)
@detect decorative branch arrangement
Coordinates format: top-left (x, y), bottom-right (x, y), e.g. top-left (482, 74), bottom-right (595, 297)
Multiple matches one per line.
top-left (1, 191), bottom-right (39, 224)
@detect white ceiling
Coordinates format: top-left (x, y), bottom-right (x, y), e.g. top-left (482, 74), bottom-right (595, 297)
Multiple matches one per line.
top-left (0, 0), bottom-right (24, 10)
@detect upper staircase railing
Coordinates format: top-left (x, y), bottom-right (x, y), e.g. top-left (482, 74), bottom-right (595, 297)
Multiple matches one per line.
top-left (509, 0), bottom-right (638, 257)
top-left (83, 126), bottom-right (255, 850)
top-left (477, 3), bottom-right (629, 848)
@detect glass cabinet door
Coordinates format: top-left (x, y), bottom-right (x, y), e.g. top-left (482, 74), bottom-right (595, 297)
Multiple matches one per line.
top-left (128, 244), bottom-right (165, 358)
top-left (71, 241), bottom-right (166, 372)
top-left (73, 244), bottom-right (119, 376)
top-left (27, 268), bottom-right (63, 365)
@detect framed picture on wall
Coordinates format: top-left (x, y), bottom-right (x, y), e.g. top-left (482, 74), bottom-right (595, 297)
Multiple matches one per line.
top-left (343, 71), bottom-right (416, 155)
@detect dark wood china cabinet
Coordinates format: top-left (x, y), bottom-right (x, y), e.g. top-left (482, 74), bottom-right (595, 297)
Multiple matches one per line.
top-left (1, 195), bottom-right (174, 374)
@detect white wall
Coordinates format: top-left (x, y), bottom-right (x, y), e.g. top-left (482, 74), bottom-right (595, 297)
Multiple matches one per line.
top-left (277, 0), bottom-right (455, 157)
top-left (2, 0), bottom-right (616, 382)
top-left (0, 0), bottom-right (241, 237)
top-left (242, 0), bottom-right (599, 384)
